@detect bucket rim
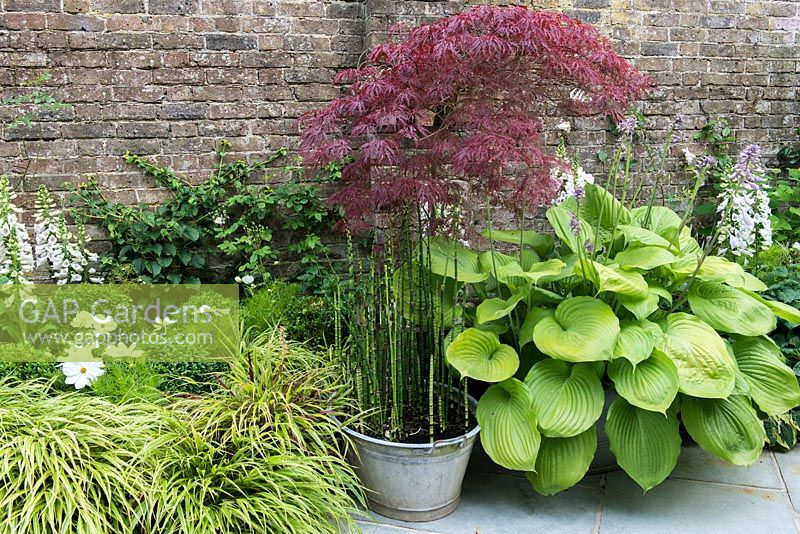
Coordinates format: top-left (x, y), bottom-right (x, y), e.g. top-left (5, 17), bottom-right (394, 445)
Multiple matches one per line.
top-left (332, 392), bottom-right (480, 451)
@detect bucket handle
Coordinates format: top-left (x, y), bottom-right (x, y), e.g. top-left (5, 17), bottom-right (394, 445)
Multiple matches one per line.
top-left (427, 434), bottom-right (468, 454)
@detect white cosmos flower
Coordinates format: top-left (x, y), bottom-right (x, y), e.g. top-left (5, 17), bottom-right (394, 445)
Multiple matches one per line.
top-left (237, 274), bottom-right (255, 285)
top-left (58, 361), bottom-right (105, 390)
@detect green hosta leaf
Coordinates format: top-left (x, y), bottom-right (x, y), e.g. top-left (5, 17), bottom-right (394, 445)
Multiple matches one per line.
top-left (479, 250), bottom-right (518, 275)
top-left (476, 292), bottom-right (526, 324)
top-left (446, 328), bottom-right (518, 382)
top-left (606, 398), bottom-right (681, 491)
top-left (546, 205), bottom-right (593, 254)
top-left (688, 281), bottom-right (775, 336)
top-left (528, 286), bottom-right (565, 306)
top-left (617, 285), bottom-right (672, 322)
top-left (520, 248), bottom-right (542, 271)
top-left (609, 352), bottom-right (679, 413)
top-left (617, 225), bottom-right (673, 249)
top-left (616, 292), bottom-right (659, 322)
top-left (649, 285), bottom-right (672, 304)
top-left (613, 323), bottom-right (656, 365)
top-left (740, 289), bottom-right (800, 324)
top-left (578, 260), bottom-right (649, 299)
top-left (533, 296), bottom-right (620, 362)
top-left (656, 313), bottom-right (735, 399)
top-left (535, 256), bottom-right (576, 284)
top-left (725, 271), bottom-right (768, 292)
top-left (581, 183), bottom-right (632, 229)
top-left (526, 426), bottom-right (597, 496)
top-left (442, 325), bottom-right (465, 355)
top-left (631, 206), bottom-right (681, 244)
top-left (678, 226), bottom-right (702, 254)
top-left (731, 335), bottom-right (800, 416)
top-left (519, 308), bottom-right (555, 347)
top-left (424, 236), bottom-right (487, 283)
top-left (481, 229), bottom-right (554, 258)
top-left (494, 261), bottom-right (529, 289)
top-left (473, 320), bottom-right (510, 335)
top-left (681, 395), bottom-right (766, 465)
top-left (724, 340), bottom-right (752, 397)
top-left (524, 259), bottom-right (568, 284)
top-left (640, 319), bottom-right (665, 338)
top-left (524, 359), bottom-right (604, 438)
top-left (670, 255), bottom-right (747, 286)
top-left (477, 379), bottom-right (540, 471)
top-left (614, 246), bottom-right (678, 271)
top-left (495, 259), bottom-right (567, 287)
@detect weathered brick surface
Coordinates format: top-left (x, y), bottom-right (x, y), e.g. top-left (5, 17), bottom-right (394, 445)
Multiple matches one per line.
top-left (0, 0), bottom-right (797, 235)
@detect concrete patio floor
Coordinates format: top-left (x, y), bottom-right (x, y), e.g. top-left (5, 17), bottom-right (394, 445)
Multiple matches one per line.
top-left (356, 444), bottom-right (800, 534)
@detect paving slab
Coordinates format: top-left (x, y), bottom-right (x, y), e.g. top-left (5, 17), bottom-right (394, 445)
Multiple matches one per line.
top-left (669, 443), bottom-right (783, 489)
top-left (601, 471), bottom-right (797, 534)
top-left (774, 447), bottom-right (800, 512)
top-left (357, 446), bottom-right (800, 534)
top-left (362, 470), bottom-right (598, 534)
top-left (468, 441), bottom-right (605, 490)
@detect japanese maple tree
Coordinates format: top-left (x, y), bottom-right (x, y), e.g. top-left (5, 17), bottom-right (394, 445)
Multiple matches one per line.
top-left (300, 5), bottom-right (652, 230)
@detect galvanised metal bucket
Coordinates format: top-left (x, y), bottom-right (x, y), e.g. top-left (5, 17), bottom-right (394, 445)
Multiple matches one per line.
top-left (338, 399), bottom-right (479, 522)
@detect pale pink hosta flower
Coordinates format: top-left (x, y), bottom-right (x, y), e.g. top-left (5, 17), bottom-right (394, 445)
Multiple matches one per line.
top-left (682, 147), bottom-right (696, 166)
top-left (551, 142), bottom-right (595, 206)
top-left (616, 116), bottom-right (637, 137)
top-left (717, 144), bottom-right (772, 258)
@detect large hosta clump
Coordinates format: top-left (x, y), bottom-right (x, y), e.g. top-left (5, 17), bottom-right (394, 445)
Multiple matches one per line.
top-left (299, 6), bottom-right (651, 230)
top-left (434, 183), bottom-right (800, 494)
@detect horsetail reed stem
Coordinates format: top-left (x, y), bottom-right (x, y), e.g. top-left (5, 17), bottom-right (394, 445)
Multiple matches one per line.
top-left (333, 206), bottom-right (468, 443)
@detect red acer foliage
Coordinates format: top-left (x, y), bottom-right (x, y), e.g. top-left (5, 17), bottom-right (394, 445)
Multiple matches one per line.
top-left (299, 5), bottom-right (652, 231)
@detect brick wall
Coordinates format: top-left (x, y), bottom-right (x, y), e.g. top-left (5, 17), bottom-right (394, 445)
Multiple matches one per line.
top-left (0, 0), bottom-right (798, 225)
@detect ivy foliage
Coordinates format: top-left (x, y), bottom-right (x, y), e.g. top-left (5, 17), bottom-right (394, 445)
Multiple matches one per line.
top-left (1, 71), bottom-right (71, 131)
top-left (72, 141), bottom-right (342, 287)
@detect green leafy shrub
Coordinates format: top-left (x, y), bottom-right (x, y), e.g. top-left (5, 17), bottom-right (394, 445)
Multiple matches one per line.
top-left (0, 360), bottom-right (59, 382)
top-left (0, 358), bottom-right (226, 395)
top-left (91, 361), bottom-right (164, 403)
top-left (146, 361), bottom-right (228, 394)
top-left (776, 128), bottom-right (800, 170)
top-left (72, 141), bottom-right (341, 288)
top-left (244, 282), bottom-right (336, 346)
top-left (139, 330), bottom-right (365, 534)
top-left (769, 168), bottom-right (800, 248)
top-left (0, 378), bottom-right (160, 534)
top-left (759, 265), bottom-right (800, 448)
